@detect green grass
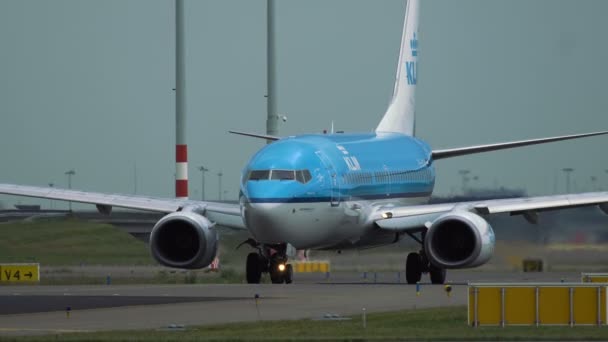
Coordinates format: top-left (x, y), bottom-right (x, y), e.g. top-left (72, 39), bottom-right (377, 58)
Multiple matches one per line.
top-left (8, 306), bottom-right (608, 341)
top-left (0, 218), bottom-right (152, 266)
top-left (0, 218), bottom-right (266, 284)
top-left (35, 268), bottom-right (249, 285)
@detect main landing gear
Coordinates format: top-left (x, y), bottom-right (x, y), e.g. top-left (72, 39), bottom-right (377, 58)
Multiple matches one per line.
top-left (240, 239), bottom-right (293, 284)
top-left (404, 231), bottom-right (446, 285)
top-left (405, 251), bottom-right (446, 285)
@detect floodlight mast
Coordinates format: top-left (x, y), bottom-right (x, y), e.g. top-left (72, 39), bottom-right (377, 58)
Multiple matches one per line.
top-left (175, 0), bottom-right (188, 199)
top-left (265, 0), bottom-right (278, 144)
top-left (64, 169), bottom-right (75, 211)
top-left (198, 166), bottom-right (209, 201)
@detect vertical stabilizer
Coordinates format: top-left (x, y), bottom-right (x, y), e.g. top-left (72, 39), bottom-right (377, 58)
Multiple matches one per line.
top-left (376, 0), bottom-right (419, 136)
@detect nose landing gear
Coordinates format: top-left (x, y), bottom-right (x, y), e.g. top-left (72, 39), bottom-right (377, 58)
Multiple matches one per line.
top-left (241, 240), bottom-right (293, 284)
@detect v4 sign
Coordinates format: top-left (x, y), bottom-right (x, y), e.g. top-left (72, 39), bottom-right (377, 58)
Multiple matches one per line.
top-left (0, 263), bottom-right (39, 283)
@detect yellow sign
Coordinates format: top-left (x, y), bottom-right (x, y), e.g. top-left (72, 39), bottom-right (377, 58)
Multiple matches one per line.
top-left (0, 263), bottom-right (40, 283)
top-left (293, 261), bottom-right (330, 273)
top-left (582, 273), bottom-right (608, 283)
top-left (468, 283), bottom-right (607, 327)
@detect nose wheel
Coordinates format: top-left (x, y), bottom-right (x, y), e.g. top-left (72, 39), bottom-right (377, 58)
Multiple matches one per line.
top-left (242, 241), bottom-right (293, 284)
top-left (269, 261), bottom-right (293, 284)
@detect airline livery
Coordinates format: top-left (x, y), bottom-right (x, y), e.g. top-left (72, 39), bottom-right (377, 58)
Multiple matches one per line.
top-left (2, 0), bottom-right (608, 284)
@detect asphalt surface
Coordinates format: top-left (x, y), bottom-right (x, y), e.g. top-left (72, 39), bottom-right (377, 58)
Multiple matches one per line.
top-left (0, 295), bottom-right (248, 315)
top-left (0, 271), bottom-right (583, 336)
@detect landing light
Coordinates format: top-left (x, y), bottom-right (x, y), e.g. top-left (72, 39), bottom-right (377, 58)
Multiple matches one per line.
top-left (278, 263), bottom-right (286, 272)
top-left (382, 212), bottom-right (393, 219)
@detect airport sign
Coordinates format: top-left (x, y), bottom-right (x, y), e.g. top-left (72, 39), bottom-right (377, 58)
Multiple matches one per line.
top-left (0, 263), bottom-right (40, 283)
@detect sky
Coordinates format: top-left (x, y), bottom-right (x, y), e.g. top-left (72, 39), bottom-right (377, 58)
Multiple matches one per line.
top-left (1, 0), bottom-right (608, 209)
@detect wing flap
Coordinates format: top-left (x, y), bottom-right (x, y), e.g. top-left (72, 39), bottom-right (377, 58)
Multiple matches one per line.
top-left (473, 193), bottom-right (608, 215)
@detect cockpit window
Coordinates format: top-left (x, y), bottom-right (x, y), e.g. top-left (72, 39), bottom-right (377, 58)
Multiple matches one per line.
top-left (271, 170), bottom-right (295, 181)
top-left (296, 170), bottom-right (312, 183)
top-left (248, 170), bottom-right (270, 181)
top-left (247, 169), bottom-right (311, 183)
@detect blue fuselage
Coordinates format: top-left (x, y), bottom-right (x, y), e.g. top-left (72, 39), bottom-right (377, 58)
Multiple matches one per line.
top-left (239, 132), bottom-right (435, 249)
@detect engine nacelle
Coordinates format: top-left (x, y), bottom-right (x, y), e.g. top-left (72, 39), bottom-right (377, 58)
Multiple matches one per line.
top-left (424, 211), bottom-right (495, 269)
top-left (149, 211), bottom-right (218, 269)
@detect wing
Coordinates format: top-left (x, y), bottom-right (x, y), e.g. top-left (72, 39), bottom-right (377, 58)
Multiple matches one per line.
top-left (375, 192), bottom-right (608, 232)
top-left (228, 130), bottom-right (281, 141)
top-left (432, 131), bottom-right (608, 160)
top-left (0, 183), bottom-right (246, 230)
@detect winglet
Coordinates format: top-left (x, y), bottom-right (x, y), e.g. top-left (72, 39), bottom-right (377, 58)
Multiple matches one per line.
top-left (229, 130), bottom-right (281, 141)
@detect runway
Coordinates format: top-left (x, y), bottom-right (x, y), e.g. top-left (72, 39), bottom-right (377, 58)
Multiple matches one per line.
top-left (0, 271), bottom-right (583, 336)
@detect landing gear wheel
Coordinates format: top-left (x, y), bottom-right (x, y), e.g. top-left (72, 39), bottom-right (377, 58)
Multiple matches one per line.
top-left (429, 263), bottom-right (446, 284)
top-left (246, 253), bottom-right (263, 284)
top-left (405, 252), bottom-right (422, 284)
top-left (270, 266), bottom-right (283, 284)
top-left (284, 264), bottom-right (293, 284)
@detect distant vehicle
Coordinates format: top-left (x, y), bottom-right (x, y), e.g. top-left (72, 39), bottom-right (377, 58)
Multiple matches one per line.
top-left (2, 0), bottom-right (607, 285)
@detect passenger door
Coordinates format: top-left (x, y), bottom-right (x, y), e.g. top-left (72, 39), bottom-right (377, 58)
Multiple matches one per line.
top-left (315, 151), bottom-right (340, 207)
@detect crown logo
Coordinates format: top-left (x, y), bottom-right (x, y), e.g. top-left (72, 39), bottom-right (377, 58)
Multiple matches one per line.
top-left (410, 32), bottom-right (418, 57)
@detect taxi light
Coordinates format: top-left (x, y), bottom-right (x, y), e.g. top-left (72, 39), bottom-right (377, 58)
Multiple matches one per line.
top-left (278, 263), bottom-right (286, 272)
top-left (382, 212), bottom-right (393, 219)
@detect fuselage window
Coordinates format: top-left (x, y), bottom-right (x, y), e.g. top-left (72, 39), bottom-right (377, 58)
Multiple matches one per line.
top-left (248, 170), bottom-right (270, 181)
top-left (271, 170), bottom-right (295, 181)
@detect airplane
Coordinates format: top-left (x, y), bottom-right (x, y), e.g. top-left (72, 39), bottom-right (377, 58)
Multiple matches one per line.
top-left (2, 0), bottom-right (608, 285)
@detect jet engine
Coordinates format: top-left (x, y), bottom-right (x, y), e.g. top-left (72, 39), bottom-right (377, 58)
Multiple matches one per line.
top-left (149, 211), bottom-right (218, 269)
top-left (424, 211), bottom-right (495, 269)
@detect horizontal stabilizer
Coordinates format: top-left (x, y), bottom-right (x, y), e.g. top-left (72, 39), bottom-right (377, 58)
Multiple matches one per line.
top-left (229, 130), bottom-right (280, 141)
top-left (432, 131), bottom-right (608, 160)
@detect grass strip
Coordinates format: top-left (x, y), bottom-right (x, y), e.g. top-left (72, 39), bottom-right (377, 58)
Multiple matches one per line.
top-left (9, 306), bottom-right (608, 341)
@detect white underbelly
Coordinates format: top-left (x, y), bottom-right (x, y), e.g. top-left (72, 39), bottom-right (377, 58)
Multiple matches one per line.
top-left (243, 196), bottom-right (429, 249)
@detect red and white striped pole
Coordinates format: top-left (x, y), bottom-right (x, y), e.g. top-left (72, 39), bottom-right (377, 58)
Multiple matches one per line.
top-left (175, 0), bottom-right (188, 199)
top-left (175, 145), bottom-right (188, 199)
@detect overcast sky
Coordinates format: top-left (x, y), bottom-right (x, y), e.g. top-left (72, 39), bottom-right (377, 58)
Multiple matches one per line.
top-left (1, 0), bottom-right (608, 208)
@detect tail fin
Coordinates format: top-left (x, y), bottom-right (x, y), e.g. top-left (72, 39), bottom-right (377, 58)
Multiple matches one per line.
top-left (376, 0), bottom-right (419, 136)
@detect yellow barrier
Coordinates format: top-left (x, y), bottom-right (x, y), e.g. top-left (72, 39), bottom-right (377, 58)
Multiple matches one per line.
top-left (522, 258), bottom-right (544, 272)
top-left (468, 283), bottom-right (607, 327)
top-left (293, 261), bottom-right (330, 273)
top-left (0, 263), bottom-right (40, 283)
top-left (582, 273), bottom-right (608, 283)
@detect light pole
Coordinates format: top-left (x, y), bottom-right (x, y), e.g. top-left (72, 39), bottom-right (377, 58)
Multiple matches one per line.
top-left (217, 171), bottom-right (223, 201)
top-left (64, 169), bottom-right (75, 211)
top-left (458, 169), bottom-right (471, 195)
top-left (562, 168), bottom-right (574, 193)
top-left (198, 166), bottom-right (209, 201)
top-left (48, 182), bottom-right (54, 209)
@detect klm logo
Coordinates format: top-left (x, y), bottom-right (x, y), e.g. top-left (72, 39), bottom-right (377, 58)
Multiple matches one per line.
top-left (405, 32), bottom-right (418, 85)
top-left (410, 32), bottom-right (418, 57)
top-left (405, 61), bottom-right (416, 85)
